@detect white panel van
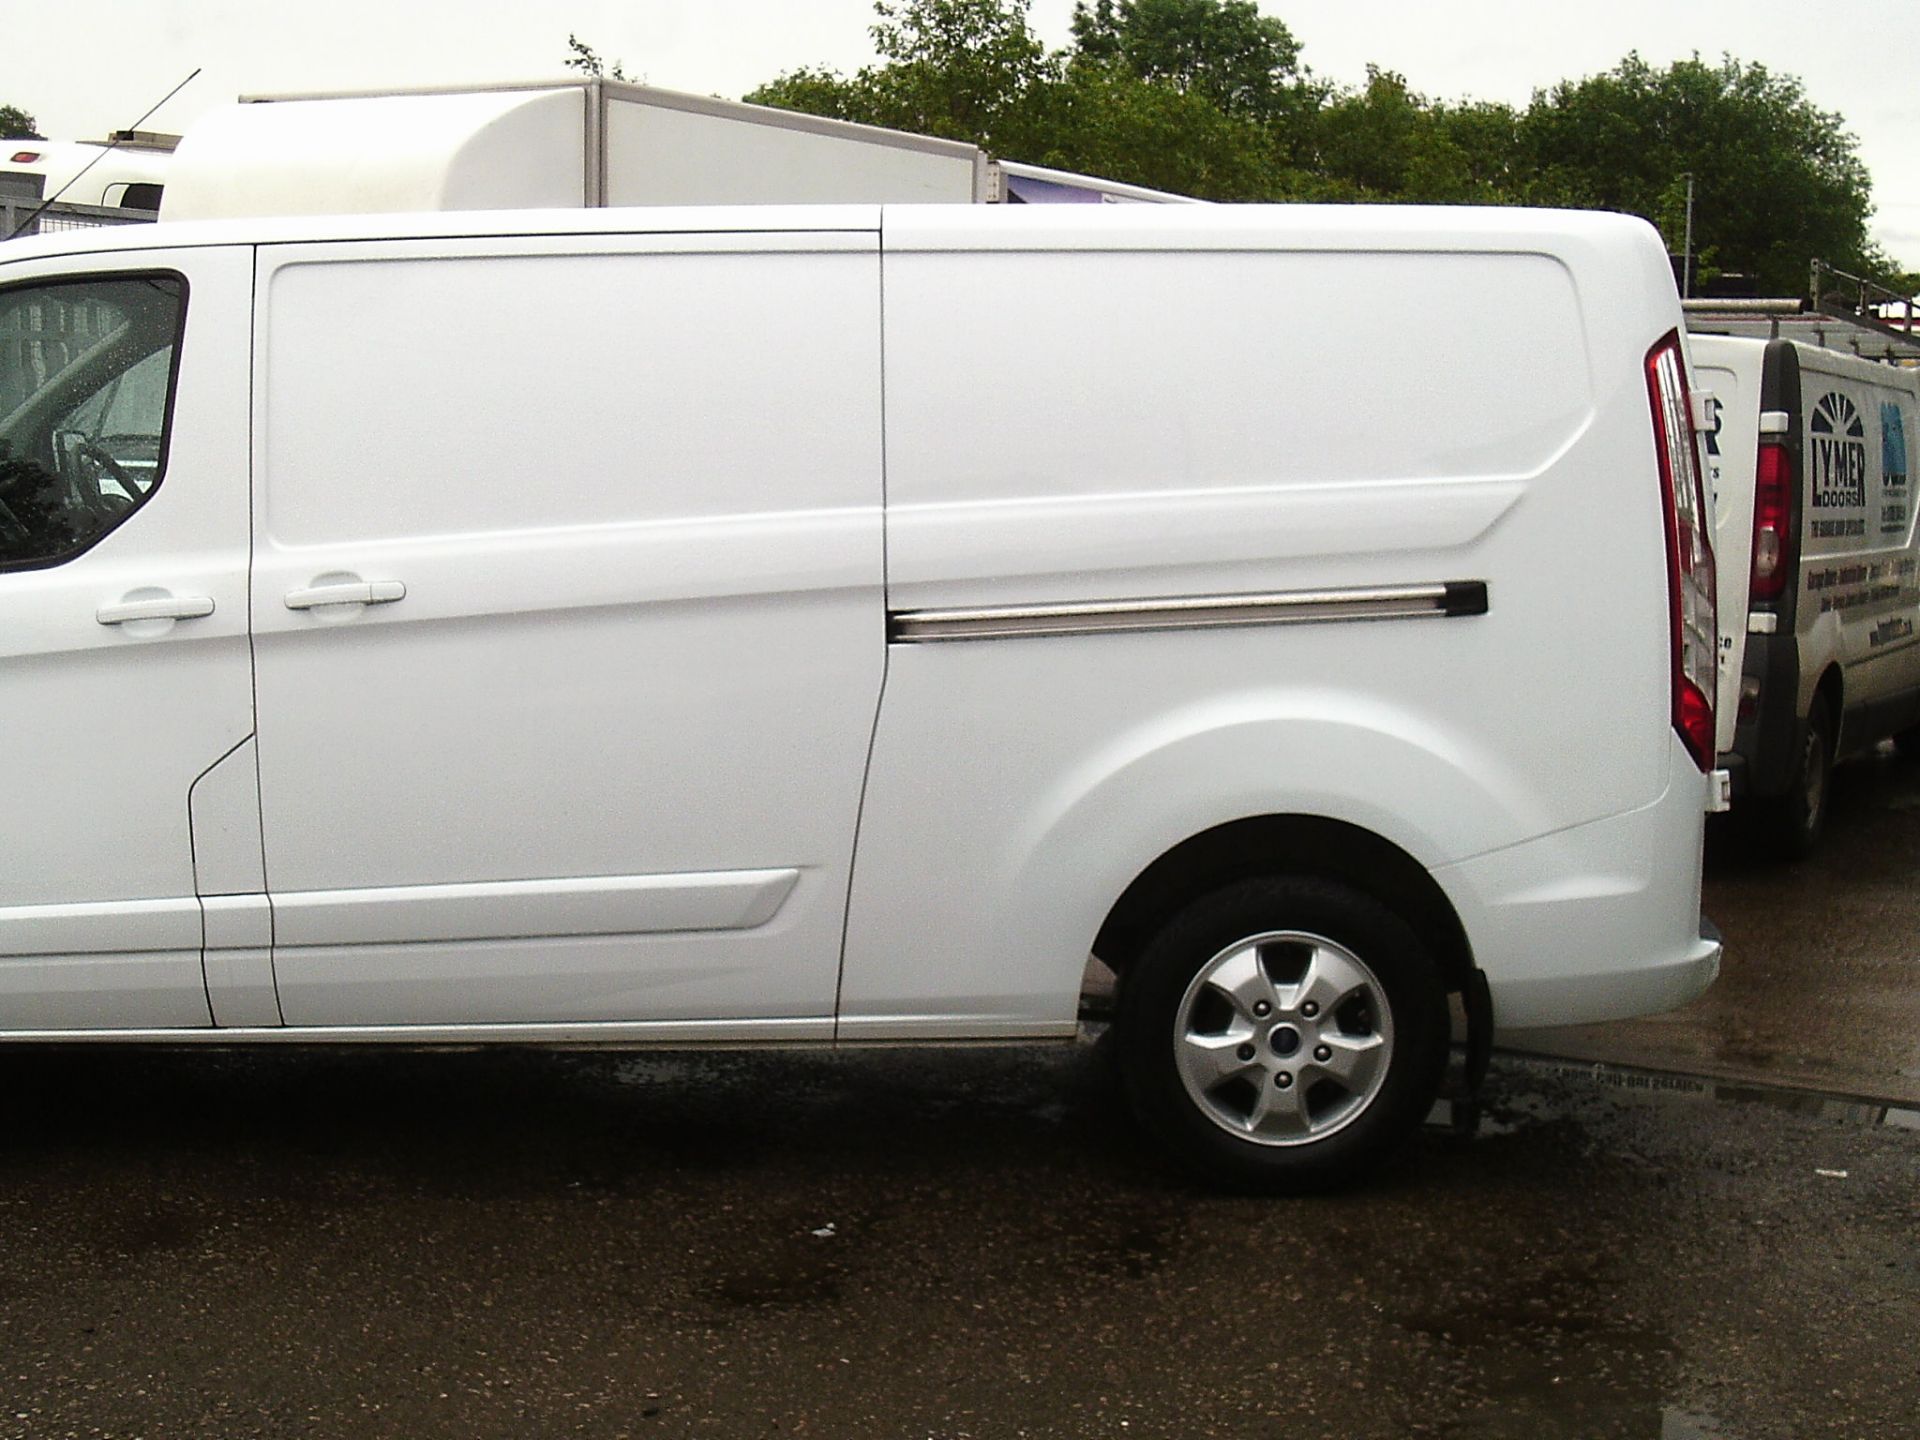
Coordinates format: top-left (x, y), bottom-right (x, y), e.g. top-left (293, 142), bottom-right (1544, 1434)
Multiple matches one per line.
top-left (0, 205), bottom-right (1719, 1189)
top-left (1692, 334), bottom-right (1920, 855)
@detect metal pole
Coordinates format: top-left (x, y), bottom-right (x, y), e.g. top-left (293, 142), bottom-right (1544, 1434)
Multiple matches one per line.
top-left (1682, 173), bottom-right (1695, 299)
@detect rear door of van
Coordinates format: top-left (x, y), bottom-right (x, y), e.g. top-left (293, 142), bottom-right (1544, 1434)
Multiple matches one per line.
top-left (245, 225), bottom-right (885, 1032)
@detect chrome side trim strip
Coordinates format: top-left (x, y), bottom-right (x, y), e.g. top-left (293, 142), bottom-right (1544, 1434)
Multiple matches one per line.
top-left (890, 581), bottom-right (1488, 643)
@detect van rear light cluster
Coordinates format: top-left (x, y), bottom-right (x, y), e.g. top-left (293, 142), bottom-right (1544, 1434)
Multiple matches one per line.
top-left (1750, 437), bottom-right (1794, 602)
top-left (1646, 332), bottom-right (1718, 771)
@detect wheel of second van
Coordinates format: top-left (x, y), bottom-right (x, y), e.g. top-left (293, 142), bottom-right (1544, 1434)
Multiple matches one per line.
top-left (1115, 876), bottom-right (1449, 1193)
top-left (1756, 701), bottom-right (1833, 860)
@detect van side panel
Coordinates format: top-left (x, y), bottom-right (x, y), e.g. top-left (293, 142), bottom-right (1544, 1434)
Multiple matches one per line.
top-left (1790, 348), bottom-right (1920, 721)
top-left (841, 210), bottom-right (1699, 1034)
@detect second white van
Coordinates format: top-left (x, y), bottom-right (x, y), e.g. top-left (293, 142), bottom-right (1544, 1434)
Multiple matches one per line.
top-left (1693, 334), bottom-right (1920, 854)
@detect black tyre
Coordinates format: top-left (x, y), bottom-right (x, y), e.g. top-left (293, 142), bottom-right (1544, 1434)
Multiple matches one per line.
top-left (1755, 701), bottom-right (1833, 860)
top-left (1115, 875), bottom-right (1450, 1193)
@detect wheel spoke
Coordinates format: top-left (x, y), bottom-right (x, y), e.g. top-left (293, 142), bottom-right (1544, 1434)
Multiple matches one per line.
top-left (1246, 1077), bottom-right (1310, 1139)
top-left (1308, 1032), bottom-right (1386, 1094)
top-left (1178, 1029), bottom-right (1260, 1091)
top-left (1204, 943), bottom-right (1278, 1022)
top-left (1289, 942), bottom-right (1371, 1019)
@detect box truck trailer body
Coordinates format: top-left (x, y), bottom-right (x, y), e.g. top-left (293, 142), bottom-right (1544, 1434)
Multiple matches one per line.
top-left (157, 81), bottom-right (1190, 222)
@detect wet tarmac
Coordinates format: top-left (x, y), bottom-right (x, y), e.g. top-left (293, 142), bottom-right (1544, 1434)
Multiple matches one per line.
top-left (0, 1040), bottom-right (1915, 1439)
top-left (4, 753), bottom-right (1920, 1437)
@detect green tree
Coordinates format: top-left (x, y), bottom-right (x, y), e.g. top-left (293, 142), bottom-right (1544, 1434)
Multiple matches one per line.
top-left (749, 0), bottom-right (1056, 155)
top-left (1311, 69), bottom-right (1523, 203)
top-left (1517, 54), bottom-right (1883, 291)
top-left (1067, 0), bottom-right (1313, 126)
top-left (0, 103), bottom-right (41, 139)
top-left (563, 34), bottom-right (630, 82)
top-left (1029, 64), bottom-right (1281, 198)
top-left (746, 66), bottom-right (871, 123)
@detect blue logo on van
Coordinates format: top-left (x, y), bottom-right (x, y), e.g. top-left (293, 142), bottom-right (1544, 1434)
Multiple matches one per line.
top-left (1880, 401), bottom-right (1911, 537)
top-left (1810, 392), bottom-right (1867, 509)
top-left (1882, 402), bottom-right (1909, 491)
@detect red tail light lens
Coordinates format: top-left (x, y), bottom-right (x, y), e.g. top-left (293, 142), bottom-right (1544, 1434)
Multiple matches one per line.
top-left (9, 150), bottom-right (40, 164)
top-left (1646, 332), bottom-right (1718, 771)
top-left (1750, 440), bottom-right (1793, 603)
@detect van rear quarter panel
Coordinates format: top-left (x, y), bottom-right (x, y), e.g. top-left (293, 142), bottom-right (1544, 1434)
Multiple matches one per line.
top-left (839, 208), bottom-right (1689, 1032)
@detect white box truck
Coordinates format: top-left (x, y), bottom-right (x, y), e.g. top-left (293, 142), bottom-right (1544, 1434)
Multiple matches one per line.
top-left (1693, 333), bottom-right (1920, 854)
top-left (0, 133), bottom-right (174, 238)
top-left (0, 203), bottom-right (1718, 1190)
top-left (156, 79), bottom-right (1189, 222)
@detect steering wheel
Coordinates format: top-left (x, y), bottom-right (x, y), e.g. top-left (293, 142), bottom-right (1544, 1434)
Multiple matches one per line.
top-left (73, 440), bottom-right (139, 516)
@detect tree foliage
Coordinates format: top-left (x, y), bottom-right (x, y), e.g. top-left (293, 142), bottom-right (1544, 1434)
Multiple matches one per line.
top-left (564, 34), bottom-right (630, 82)
top-left (750, 0), bottom-right (1056, 155)
top-left (1068, 0), bottom-right (1312, 125)
top-left (1515, 54), bottom-right (1881, 292)
top-left (0, 104), bottom-right (40, 140)
top-left (675, 0), bottom-right (1898, 288)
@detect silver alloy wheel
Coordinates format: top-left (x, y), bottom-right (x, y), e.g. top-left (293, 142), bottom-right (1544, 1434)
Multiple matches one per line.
top-left (1172, 929), bottom-right (1395, 1146)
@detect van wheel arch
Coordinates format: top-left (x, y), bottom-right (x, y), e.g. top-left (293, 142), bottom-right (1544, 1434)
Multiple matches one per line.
top-left (1092, 815), bottom-right (1474, 998)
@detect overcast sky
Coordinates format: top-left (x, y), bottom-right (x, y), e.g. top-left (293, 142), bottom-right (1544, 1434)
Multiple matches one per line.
top-left (12, 0), bottom-right (1920, 269)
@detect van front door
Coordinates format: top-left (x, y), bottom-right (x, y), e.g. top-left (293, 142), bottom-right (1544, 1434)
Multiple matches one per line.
top-left (248, 232), bottom-right (884, 1034)
top-left (0, 249), bottom-right (254, 1031)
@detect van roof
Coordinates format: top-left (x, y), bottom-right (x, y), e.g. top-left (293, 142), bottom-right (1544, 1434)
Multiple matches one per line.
top-left (0, 201), bottom-right (1663, 264)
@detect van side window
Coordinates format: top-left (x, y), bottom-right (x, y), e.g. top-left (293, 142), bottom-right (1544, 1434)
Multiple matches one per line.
top-left (0, 274), bottom-right (185, 571)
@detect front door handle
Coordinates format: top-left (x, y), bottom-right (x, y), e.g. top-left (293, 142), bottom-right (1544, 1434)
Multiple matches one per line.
top-left (96, 592), bottom-right (216, 626)
top-left (284, 579), bottom-right (407, 611)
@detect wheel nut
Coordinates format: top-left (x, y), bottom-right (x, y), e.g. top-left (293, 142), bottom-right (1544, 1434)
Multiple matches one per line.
top-left (1301, 1001), bottom-right (1319, 1018)
top-left (1313, 1045), bottom-right (1331, 1062)
top-left (1253, 1001), bottom-right (1272, 1017)
top-left (1274, 1071), bottom-right (1293, 1089)
top-left (1236, 1043), bottom-right (1256, 1061)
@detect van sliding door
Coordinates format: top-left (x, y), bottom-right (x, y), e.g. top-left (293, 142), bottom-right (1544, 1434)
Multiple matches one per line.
top-left (247, 230), bottom-right (885, 1033)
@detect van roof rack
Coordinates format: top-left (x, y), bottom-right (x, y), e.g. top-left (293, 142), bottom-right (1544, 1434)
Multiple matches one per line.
top-left (1683, 261), bottom-right (1920, 365)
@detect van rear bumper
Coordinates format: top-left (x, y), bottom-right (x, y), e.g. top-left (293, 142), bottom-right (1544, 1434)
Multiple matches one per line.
top-left (1434, 738), bottom-right (1719, 1030)
top-left (1485, 920), bottom-right (1721, 1033)
top-left (1730, 629), bottom-right (1802, 799)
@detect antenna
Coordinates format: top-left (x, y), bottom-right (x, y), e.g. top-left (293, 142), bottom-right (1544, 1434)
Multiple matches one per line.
top-left (5, 67), bottom-right (201, 241)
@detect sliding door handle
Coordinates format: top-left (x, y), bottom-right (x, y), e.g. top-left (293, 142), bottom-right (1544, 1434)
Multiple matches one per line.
top-left (284, 579), bottom-right (407, 610)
